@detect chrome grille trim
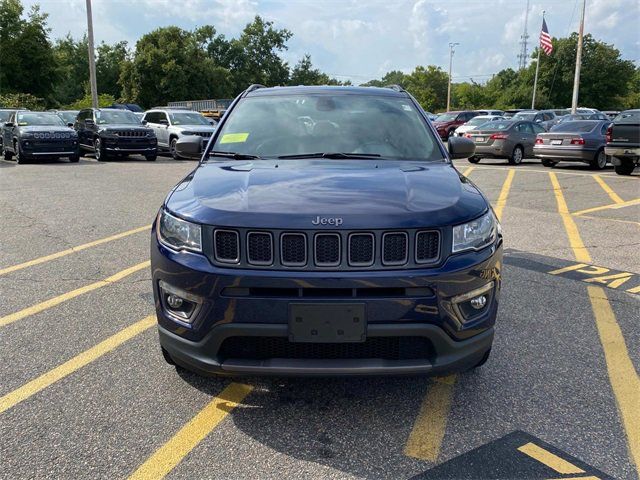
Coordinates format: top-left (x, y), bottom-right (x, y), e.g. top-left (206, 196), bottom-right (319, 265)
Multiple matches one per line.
top-left (247, 231), bottom-right (273, 266)
top-left (280, 233), bottom-right (307, 267)
top-left (213, 229), bottom-right (240, 264)
top-left (314, 233), bottom-right (341, 267)
top-left (348, 232), bottom-right (375, 267)
top-left (382, 232), bottom-right (409, 266)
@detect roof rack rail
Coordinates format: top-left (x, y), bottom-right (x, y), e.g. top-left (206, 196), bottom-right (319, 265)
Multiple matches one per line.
top-left (384, 84), bottom-right (405, 92)
top-left (246, 84), bottom-right (267, 93)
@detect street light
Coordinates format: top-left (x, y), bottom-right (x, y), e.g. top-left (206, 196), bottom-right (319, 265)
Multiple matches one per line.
top-left (447, 42), bottom-right (459, 112)
top-left (85, 0), bottom-right (98, 108)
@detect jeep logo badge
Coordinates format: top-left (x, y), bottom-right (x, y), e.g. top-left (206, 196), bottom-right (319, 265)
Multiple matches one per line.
top-left (312, 216), bottom-right (343, 226)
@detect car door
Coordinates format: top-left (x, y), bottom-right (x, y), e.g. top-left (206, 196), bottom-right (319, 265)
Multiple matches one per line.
top-left (76, 110), bottom-right (90, 148)
top-left (156, 112), bottom-right (170, 147)
top-left (515, 122), bottom-right (536, 155)
top-left (1, 112), bottom-right (13, 149)
top-left (6, 112), bottom-right (18, 151)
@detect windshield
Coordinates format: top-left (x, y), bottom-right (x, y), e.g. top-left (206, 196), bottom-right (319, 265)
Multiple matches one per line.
top-left (614, 110), bottom-right (640, 123)
top-left (0, 111), bottom-right (13, 122)
top-left (16, 112), bottom-right (65, 126)
top-left (57, 111), bottom-right (78, 124)
top-left (170, 112), bottom-right (210, 126)
top-left (435, 112), bottom-right (458, 122)
top-left (96, 110), bottom-right (141, 125)
top-left (550, 121), bottom-right (598, 133)
top-left (478, 121), bottom-right (513, 131)
top-left (467, 117), bottom-right (493, 126)
top-left (513, 112), bottom-right (536, 120)
top-left (210, 94), bottom-right (442, 161)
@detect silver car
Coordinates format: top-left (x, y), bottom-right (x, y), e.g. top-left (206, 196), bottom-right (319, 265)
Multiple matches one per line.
top-left (143, 108), bottom-right (216, 159)
top-left (512, 110), bottom-right (559, 131)
top-left (535, 120), bottom-right (612, 169)
top-left (465, 120), bottom-right (545, 165)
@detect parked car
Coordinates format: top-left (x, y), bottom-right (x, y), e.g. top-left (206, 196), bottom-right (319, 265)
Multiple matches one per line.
top-left (512, 110), bottom-right (559, 130)
top-left (154, 85), bottom-right (501, 377)
top-left (455, 115), bottom-right (504, 137)
top-left (2, 111), bottom-right (79, 164)
top-left (433, 111), bottom-right (479, 139)
top-left (142, 108), bottom-right (216, 159)
top-left (465, 119), bottom-right (545, 165)
top-left (0, 108), bottom-right (18, 150)
top-left (475, 109), bottom-right (504, 116)
top-left (602, 110), bottom-right (620, 120)
top-left (557, 112), bottom-right (609, 124)
top-left (503, 109), bottom-right (526, 118)
top-left (534, 120), bottom-right (611, 169)
top-left (75, 108), bottom-right (157, 161)
top-left (53, 110), bottom-right (80, 125)
top-left (110, 103), bottom-right (144, 113)
top-left (605, 109), bottom-right (640, 175)
top-left (424, 111), bottom-right (438, 121)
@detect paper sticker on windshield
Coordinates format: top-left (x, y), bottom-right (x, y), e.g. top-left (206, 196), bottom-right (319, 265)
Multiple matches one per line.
top-left (220, 132), bottom-right (249, 144)
top-left (18, 122), bottom-right (28, 126)
top-left (402, 104), bottom-right (412, 111)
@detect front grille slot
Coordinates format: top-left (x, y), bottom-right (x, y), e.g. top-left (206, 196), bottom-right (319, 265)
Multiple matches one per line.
top-left (382, 232), bottom-right (408, 265)
top-left (416, 231), bottom-right (440, 263)
top-left (247, 232), bottom-right (273, 265)
top-left (218, 336), bottom-right (433, 361)
top-left (349, 233), bottom-right (374, 266)
top-left (214, 230), bottom-right (239, 263)
top-left (281, 233), bottom-right (307, 266)
top-left (314, 234), bottom-right (340, 266)
top-left (114, 130), bottom-right (147, 137)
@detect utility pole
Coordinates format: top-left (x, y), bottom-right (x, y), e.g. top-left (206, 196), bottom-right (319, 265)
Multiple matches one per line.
top-left (446, 42), bottom-right (459, 112)
top-left (85, 0), bottom-right (99, 108)
top-left (518, 0), bottom-right (531, 69)
top-left (571, 0), bottom-right (586, 114)
top-left (531, 11), bottom-right (544, 109)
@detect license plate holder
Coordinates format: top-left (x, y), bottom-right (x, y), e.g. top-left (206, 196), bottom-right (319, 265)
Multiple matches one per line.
top-left (289, 303), bottom-right (366, 343)
top-left (475, 137), bottom-right (485, 143)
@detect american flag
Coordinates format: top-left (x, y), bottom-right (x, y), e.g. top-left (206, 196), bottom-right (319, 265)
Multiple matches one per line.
top-left (540, 19), bottom-right (553, 55)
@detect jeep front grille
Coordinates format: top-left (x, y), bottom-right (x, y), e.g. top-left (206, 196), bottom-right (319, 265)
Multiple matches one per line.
top-left (209, 228), bottom-right (441, 270)
top-left (113, 130), bottom-right (148, 137)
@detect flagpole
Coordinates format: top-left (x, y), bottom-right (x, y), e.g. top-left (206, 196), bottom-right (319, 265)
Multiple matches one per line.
top-left (531, 11), bottom-right (544, 109)
top-left (571, 0), bottom-right (586, 114)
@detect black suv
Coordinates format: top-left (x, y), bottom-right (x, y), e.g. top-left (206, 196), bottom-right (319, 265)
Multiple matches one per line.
top-left (75, 108), bottom-right (157, 161)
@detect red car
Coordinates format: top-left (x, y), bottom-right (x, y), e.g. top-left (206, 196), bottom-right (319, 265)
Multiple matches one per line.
top-left (433, 111), bottom-right (479, 140)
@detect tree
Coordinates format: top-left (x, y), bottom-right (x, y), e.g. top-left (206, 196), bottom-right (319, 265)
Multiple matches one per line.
top-left (0, 0), bottom-right (24, 95)
top-left (96, 41), bottom-right (128, 99)
top-left (363, 70), bottom-right (407, 88)
top-left (52, 35), bottom-right (89, 106)
top-left (289, 54), bottom-right (348, 86)
top-left (65, 92), bottom-right (115, 109)
top-left (404, 65), bottom-right (449, 112)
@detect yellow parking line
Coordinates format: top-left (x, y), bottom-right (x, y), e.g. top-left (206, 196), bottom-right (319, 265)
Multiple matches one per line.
top-left (128, 382), bottom-right (253, 480)
top-left (518, 442), bottom-right (585, 474)
top-left (549, 173), bottom-right (591, 263)
top-left (550, 173), bottom-right (640, 475)
top-left (405, 375), bottom-right (456, 461)
top-left (572, 198), bottom-right (640, 216)
top-left (0, 261), bottom-right (150, 327)
top-left (587, 286), bottom-right (640, 473)
top-left (546, 477), bottom-right (600, 480)
top-left (0, 225), bottom-right (150, 277)
top-left (593, 175), bottom-right (625, 204)
top-left (462, 166), bottom-right (474, 176)
top-left (0, 315), bottom-right (156, 414)
top-left (494, 169), bottom-right (515, 221)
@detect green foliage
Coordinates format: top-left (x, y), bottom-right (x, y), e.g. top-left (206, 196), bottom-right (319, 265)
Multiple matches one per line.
top-left (0, 92), bottom-right (44, 109)
top-left (52, 34), bottom-right (89, 106)
top-left (289, 54), bottom-right (349, 86)
top-left (405, 66), bottom-right (449, 112)
top-left (96, 41), bottom-right (128, 99)
top-left (64, 92), bottom-right (115, 109)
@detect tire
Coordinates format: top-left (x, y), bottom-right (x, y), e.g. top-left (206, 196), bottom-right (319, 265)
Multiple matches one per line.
top-left (468, 156), bottom-right (480, 164)
top-left (94, 138), bottom-right (107, 161)
top-left (14, 141), bottom-right (25, 164)
top-left (508, 145), bottom-right (524, 165)
top-left (146, 154), bottom-right (157, 162)
top-left (69, 154), bottom-right (80, 163)
top-left (3, 146), bottom-right (13, 161)
top-left (614, 160), bottom-right (635, 176)
top-left (589, 149), bottom-right (607, 170)
top-left (170, 137), bottom-right (180, 160)
top-left (541, 158), bottom-right (557, 167)
top-left (469, 348), bottom-right (492, 370)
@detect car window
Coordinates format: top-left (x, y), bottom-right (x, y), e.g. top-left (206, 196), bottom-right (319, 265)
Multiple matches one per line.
top-left (0, 111), bottom-right (12, 122)
top-left (532, 123), bottom-right (545, 133)
top-left (96, 110), bottom-right (141, 125)
top-left (16, 112), bottom-right (65, 126)
top-left (169, 112), bottom-right (210, 126)
top-left (211, 93), bottom-right (443, 161)
top-left (435, 113), bottom-right (458, 122)
top-left (613, 110), bottom-right (640, 123)
top-left (600, 123), bottom-right (611, 135)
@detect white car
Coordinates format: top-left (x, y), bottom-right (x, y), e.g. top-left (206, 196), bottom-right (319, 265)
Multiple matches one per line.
top-left (455, 115), bottom-right (504, 137)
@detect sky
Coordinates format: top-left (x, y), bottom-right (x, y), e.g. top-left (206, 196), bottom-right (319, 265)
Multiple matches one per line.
top-left (22, 0), bottom-right (640, 84)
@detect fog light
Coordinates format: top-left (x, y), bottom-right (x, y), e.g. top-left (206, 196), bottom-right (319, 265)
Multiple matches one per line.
top-left (166, 294), bottom-right (183, 309)
top-left (470, 295), bottom-right (487, 310)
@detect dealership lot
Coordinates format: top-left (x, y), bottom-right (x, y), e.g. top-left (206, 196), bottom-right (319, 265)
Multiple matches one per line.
top-left (0, 155), bottom-right (638, 479)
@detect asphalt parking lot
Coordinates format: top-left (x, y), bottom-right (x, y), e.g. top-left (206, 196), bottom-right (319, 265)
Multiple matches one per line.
top-left (0, 154), bottom-right (638, 480)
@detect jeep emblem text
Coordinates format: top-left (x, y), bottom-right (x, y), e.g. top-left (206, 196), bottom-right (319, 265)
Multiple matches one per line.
top-left (312, 216), bottom-right (343, 226)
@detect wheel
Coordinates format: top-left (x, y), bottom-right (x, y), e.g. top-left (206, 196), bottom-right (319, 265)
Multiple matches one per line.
top-left (589, 149), bottom-right (607, 170)
top-left (170, 138), bottom-right (181, 160)
top-left (614, 160), bottom-right (635, 175)
top-left (541, 158), bottom-right (557, 167)
top-left (3, 146), bottom-right (13, 161)
top-left (94, 138), bottom-right (107, 161)
top-left (161, 346), bottom-right (176, 365)
top-left (69, 154), bottom-right (80, 163)
top-left (14, 141), bottom-right (25, 164)
top-left (146, 154), bottom-right (157, 162)
top-left (508, 145), bottom-right (524, 165)
top-left (469, 348), bottom-right (492, 370)
top-left (467, 156), bottom-right (480, 164)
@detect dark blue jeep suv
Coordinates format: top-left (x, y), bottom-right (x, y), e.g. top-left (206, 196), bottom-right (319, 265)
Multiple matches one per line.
top-left (151, 85), bottom-right (502, 376)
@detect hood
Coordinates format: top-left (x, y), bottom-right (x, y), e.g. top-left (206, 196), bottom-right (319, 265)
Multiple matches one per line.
top-left (176, 125), bottom-right (216, 132)
top-left (166, 160), bottom-right (488, 229)
top-left (20, 125), bottom-right (76, 134)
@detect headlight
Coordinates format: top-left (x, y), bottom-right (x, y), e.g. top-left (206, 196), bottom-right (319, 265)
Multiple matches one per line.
top-left (157, 209), bottom-right (202, 252)
top-left (452, 211), bottom-right (498, 253)
top-left (21, 132), bottom-right (34, 139)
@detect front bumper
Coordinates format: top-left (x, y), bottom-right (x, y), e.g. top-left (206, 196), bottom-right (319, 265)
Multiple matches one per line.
top-left (20, 140), bottom-right (79, 158)
top-left (151, 231), bottom-right (502, 376)
top-left (533, 146), bottom-right (596, 162)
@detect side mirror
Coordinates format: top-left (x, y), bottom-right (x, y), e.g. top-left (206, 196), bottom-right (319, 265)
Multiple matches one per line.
top-left (67, 122), bottom-right (74, 128)
top-left (5, 122), bottom-right (14, 128)
top-left (85, 119), bottom-right (95, 127)
top-left (175, 136), bottom-right (203, 160)
top-left (448, 136), bottom-right (476, 160)
top-left (535, 118), bottom-right (542, 123)
top-left (159, 119), bottom-right (169, 126)
top-left (141, 120), bottom-right (148, 126)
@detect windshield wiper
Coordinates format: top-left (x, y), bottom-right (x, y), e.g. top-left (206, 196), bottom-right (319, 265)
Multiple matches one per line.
top-left (277, 152), bottom-right (381, 159)
top-left (209, 151), bottom-right (262, 160)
